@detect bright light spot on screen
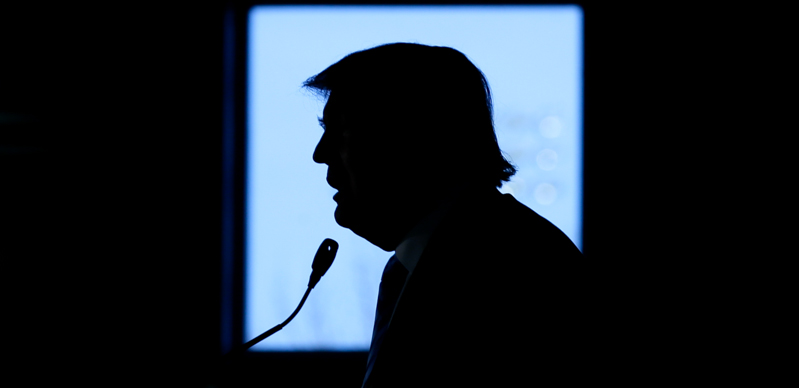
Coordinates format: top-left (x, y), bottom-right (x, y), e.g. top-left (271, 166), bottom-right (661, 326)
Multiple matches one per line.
top-left (539, 116), bottom-right (563, 139)
top-left (536, 149), bottom-right (558, 171)
top-left (247, 5), bottom-right (583, 351)
top-left (534, 183), bottom-right (558, 205)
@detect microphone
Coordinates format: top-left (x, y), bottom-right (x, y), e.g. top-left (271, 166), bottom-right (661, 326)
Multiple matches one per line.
top-left (309, 238), bottom-right (338, 289)
top-left (224, 239), bottom-right (339, 357)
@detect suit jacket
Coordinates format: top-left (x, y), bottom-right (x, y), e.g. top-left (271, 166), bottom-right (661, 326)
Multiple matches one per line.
top-left (366, 188), bottom-right (593, 387)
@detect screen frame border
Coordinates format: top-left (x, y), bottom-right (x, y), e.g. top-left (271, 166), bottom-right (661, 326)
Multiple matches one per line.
top-left (221, 0), bottom-right (591, 361)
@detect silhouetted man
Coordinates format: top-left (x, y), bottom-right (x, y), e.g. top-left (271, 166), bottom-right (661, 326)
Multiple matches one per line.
top-left (306, 43), bottom-right (585, 387)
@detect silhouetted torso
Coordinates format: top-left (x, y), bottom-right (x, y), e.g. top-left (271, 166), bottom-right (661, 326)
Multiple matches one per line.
top-left (364, 188), bottom-right (586, 387)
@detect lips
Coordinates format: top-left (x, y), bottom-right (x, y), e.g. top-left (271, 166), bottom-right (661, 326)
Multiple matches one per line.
top-left (327, 170), bottom-right (348, 202)
top-left (334, 188), bottom-right (349, 198)
top-left (329, 181), bottom-right (342, 200)
top-left (326, 175), bottom-right (340, 191)
top-left (327, 170), bottom-right (349, 193)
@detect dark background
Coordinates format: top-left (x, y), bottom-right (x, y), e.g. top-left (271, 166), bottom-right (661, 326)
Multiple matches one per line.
top-left (2, 1), bottom-right (726, 387)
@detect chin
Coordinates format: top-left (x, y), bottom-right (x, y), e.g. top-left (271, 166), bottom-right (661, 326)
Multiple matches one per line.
top-left (333, 206), bottom-right (348, 227)
top-left (333, 193), bottom-right (364, 228)
top-left (333, 202), bottom-right (356, 229)
top-left (333, 202), bottom-right (397, 252)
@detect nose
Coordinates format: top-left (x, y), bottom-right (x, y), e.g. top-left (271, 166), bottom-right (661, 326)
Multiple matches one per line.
top-left (313, 132), bottom-right (329, 164)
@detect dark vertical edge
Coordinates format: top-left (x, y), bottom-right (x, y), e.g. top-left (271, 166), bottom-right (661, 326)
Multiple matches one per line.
top-left (222, 0), bottom-right (252, 355)
top-left (579, 1), bottom-right (591, 258)
top-left (221, 2), bottom-right (236, 355)
top-left (576, 1), bottom-right (585, 253)
top-left (235, 1), bottom-right (253, 354)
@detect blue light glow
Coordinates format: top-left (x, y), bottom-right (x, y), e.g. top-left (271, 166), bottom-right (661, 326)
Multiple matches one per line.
top-left (247, 5), bottom-right (582, 351)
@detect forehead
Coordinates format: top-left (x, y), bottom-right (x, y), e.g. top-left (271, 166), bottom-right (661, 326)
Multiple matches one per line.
top-left (322, 92), bottom-right (407, 151)
top-left (322, 91), bottom-right (379, 131)
top-left (321, 92), bottom-right (342, 122)
top-left (323, 91), bottom-right (360, 116)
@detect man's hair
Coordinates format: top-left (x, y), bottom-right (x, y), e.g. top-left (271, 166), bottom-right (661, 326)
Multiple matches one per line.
top-left (303, 42), bottom-right (516, 188)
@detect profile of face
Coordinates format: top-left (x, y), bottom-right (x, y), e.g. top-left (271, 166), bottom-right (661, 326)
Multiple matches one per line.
top-left (313, 92), bottom-right (432, 251)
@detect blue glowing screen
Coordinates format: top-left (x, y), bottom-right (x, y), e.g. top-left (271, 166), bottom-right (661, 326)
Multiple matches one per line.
top-left (247, 5), bottom-right (582, 351)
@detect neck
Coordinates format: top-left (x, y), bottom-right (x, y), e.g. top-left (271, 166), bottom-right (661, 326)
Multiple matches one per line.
top-left (352, 184), bottom-right (497, 251)
top-left (355, 196), bottom-right (441, 252)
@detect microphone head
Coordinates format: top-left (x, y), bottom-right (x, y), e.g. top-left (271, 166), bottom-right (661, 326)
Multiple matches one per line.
top-left (309, 238), bottom-right (338, 288)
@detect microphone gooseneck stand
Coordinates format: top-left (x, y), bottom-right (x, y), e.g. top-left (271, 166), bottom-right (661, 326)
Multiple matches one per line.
top-left (223, 238), bottom-right (339, 359)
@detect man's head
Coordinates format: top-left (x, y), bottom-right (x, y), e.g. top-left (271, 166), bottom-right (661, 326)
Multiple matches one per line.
top-left (306, 43), bottom-right (516, 251)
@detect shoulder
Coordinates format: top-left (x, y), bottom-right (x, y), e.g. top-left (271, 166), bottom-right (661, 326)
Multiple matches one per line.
top-left (382, 190), bottom-right (593, 385)
top-left (428, 189), bottom-right (582, 261)
top-left (408, 189), bottom-right (585, 308)
top-left (497, 193), bottom-right (583, 256)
